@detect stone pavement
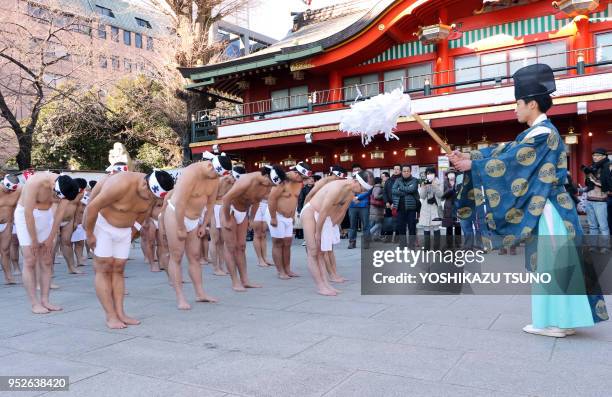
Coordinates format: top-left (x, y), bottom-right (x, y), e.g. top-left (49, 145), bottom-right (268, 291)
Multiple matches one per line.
top-left (1, 239), bottom-right (612, 397)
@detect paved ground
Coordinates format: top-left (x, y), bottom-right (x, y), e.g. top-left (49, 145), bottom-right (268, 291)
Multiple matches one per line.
top-left (1, 238), bottom-right (612, 397)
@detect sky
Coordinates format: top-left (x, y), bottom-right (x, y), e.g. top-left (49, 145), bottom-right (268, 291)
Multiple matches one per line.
top-left (248, 0), bottom-right (340, 40)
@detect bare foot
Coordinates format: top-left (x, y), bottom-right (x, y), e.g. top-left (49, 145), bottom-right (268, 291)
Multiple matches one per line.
top-left (118, 315), bottom-right (140, 325)
top-left (106, 318), bottom-right (127, 329)
top-left (77, 262), bottom-right (86, 267)
top-left (4, 278), bottom-right (16, 285)
top-left (329, 275), bottom-right (346, 283)
top-left (258, 262), bottom-right (271, 268)
top-left (42, 302), bottom-right (63, 311)
top-left (50, 283), bottom-right (60, 290)
top-left (243, 282), bottom-right (262, 288)
top-left (196, 294), bottom-right (218, 303)
top-left (150, 265), bottom-right (161, 272)
top-left (278, 273), bottom-right (290, 280)
top-left (213, 269), bottom-right (228, 276)
top-left (287, 271), bottom-right (300, 277)
top-left (177, 298), bottom-right (191, 310)
top-left (317, 288), bottom-right (338, 296)
top-left (69, 268), bottom-right (86, 275)
top-left (32, 304), bottom-right (50, 314)
top-left (232, 283), bottom-right (247, 292)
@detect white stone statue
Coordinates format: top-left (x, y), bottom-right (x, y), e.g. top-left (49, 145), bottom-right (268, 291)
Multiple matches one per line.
top-left (108, 142), bottom-right (133, 170)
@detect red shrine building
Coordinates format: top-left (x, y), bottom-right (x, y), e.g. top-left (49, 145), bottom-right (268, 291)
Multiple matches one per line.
top-left (179, 0), bottom-right (612, 177)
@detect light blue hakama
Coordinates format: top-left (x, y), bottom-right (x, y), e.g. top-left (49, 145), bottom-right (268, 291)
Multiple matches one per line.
top-left (531, 200), bottom-right (595, 329)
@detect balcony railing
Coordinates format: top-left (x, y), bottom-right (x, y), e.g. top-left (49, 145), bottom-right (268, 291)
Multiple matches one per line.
top-left (191, 45), bottom-right (612, 143)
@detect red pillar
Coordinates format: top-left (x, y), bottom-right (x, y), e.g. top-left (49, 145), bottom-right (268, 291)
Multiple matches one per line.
top-left (435, 8), bottom-right (451, 93)
top-left (329, 70), bottom-right (343, 109)
top-left (569, 15), bottom-right (592, 74)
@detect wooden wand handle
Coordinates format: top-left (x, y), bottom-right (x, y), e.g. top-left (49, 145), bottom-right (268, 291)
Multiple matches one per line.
top-left (412, 113), bottom-right (452, 154)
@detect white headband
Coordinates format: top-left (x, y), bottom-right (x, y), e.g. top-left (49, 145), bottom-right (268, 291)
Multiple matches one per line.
top-left (54, 179), bottom-right (66, 199)
top-left (148, 171), bottom-right (168, 199)
top-left (292, 163), bottom-right (312, 177)
top-left (355, 173), bottom-right (372, 190)
top-left (106, 164), bottom-right (128, 174)
top-left (2, 175), bottom-right (19, 191)
top-left (203, 151), bottom-right (230, 176)
top-left (330, 168), bottom-right (346, 179)
top-left (265, 165), bottom-right (282, 185)
top-left (232, 170), bottom-right (242, 180)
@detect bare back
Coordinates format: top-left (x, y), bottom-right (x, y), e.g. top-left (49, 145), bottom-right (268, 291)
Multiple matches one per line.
top-left (89, 172), bottom-right (156, 228)
top-left (0, 186), bottom-right (22, 223)
top-left (308, 180), bottom-right (354, 224)
top-left (225, 172), bottom-right (273, 212)
top-left (215, 175), bottom-right (235, 203)
top-left (171, 162), bottom-right (219, 219)
top-left (17, 173), bottom-right (59, 211)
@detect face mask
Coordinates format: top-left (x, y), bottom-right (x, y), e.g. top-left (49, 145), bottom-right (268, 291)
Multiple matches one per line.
top-left (427, 174), bottom-right (435, 182)
top-left (448, 174), bottom-right (455, 181)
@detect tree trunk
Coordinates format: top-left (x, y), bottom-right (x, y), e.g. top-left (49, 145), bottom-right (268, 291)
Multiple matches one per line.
top-left (16, 132), bottom-right (32, 170)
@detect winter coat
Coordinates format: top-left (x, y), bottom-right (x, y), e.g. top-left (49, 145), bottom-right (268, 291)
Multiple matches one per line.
top-left (369, 183), bottom-right (385, 220)
top-left (418, 179), bottom-right (443, 228)
top-left (441, 179), bottom-right (458, 228)
top-left (392, 176), bottom-right (419, 211)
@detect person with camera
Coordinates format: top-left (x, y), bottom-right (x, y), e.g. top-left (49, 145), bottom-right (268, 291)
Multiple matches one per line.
top-left (441, 169), bottom-right (461, 249)
top-left (418, 167), bottom-right (443, 250)
top-left (582, 148), bottom-right (611, 253)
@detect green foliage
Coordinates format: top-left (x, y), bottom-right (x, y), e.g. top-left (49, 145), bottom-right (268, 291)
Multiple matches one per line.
top-left (32, 76), bottom-right (184, 170)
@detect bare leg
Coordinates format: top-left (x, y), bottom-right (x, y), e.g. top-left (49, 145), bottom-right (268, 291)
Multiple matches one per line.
top-left (10, 234), bottom-right (20, 275)
top-left (140, 225), bottom-right (155, 270)
top-left (22, 248), bottom-right (48, 313)
top-left (60, 224), bottom-right (82, 274)
top-left (253, 222), bottom-right (270, 267)
top-left (94, 257), bottom-right (125, 328)
top-left (235, 219), bottom-right (261, 288)
top-left (112, 259), bottom-right (139, 325)
top-left (283, 237), bottom-right (298, 277)
top-left (272, 238), bottom-right (289, 279)
top-left (1, 227), bottom-right (15, 284)
top-left (74, 241), bottom-right (86, 266)
top-left (222, 216), bottom-right (246, 291)
top-left (209, 225), bottom-right (227, 276)
top-left (186, 231), bottom-right (217, 303)
top-left (301, 207), bottom-right (336, 296)
top-left (326, 251), bottom-right (345, 283)
top-left (164, 210), bottom-right (191, 310)
top-left (40, 252), bottom-right (62, 312)
top-left (318, 253), bottom-right (340, 293)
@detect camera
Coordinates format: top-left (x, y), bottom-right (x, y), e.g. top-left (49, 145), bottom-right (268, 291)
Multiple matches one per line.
top-left (581, 164), bottom-right (598, 174)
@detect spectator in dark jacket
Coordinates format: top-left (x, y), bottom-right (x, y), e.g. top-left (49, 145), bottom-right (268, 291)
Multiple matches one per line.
top-left (441, 168), bottom-right (461, 248)
top-left (295, 176), bottom-right (315, 239)
top-left (392, 164), bottom-right (419, 247)
top-left (383, 164), bottom-right (402, 207)
top-left (348, 164), bottom-right (370, 249)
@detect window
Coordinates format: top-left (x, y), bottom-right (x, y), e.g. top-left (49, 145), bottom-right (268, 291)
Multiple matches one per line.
top-left (454, 41), bottom-right (568, 88)
top-left (383, 62), bottom-right (433, 93)
top-left (123, 30), bottom-right (131, 46)
top-left (27, 3), bottom-right (51, 23)
top-left (596, 32), bottom-right (612, 65)
top-left (135, 17), bottom-right (152, 29)
top-left (383, 69), bottom-right (405, 93)
top-left (124, 58), bottom-right (132, 72)
top-left (146, 36), bottom-right (154, 51)
top-left (71, 23), bottom-right (92, 36)
top-left (343, 73), bottom-right (379, 101)
top-left (135, 33), bottom-right (142, 49)
top-left (271, 85), bottom-right (308, 111)
top-left (99, 55), bottom-right (107, 68)
top-left (111, 26), bottom-right (119, 42)
top-left (407, 63), bottom-right (432, 90)
top-left (98, 23), bottom-right (106, 39)
top-left (111, 56), bottom-right (119, 70)
top-left (95, 5), bottom-right (115, 18)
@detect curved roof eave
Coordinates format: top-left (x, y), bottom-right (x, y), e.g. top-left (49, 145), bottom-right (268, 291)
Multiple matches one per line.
top-left (179, 0), bottom-right (399, 81)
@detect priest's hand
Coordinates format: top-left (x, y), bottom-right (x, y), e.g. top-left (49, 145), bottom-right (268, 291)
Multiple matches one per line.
top-left (454, 159), bottom-right (472, 172)
top-left (448, 150), bottom-right (470, 165)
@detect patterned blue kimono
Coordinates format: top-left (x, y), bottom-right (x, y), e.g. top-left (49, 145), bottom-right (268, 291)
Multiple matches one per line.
top-left (455, 115), bottom-right (608, 327)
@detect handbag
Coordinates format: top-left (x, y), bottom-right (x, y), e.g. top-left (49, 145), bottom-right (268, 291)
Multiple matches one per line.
top-left (370, 197), bottom-right (385, 207)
